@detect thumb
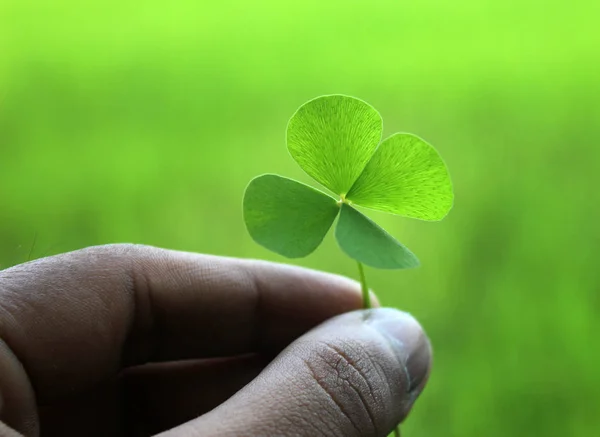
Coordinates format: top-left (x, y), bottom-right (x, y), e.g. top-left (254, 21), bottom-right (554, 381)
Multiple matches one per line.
top-left (164, 308), bottom-right (432, 437)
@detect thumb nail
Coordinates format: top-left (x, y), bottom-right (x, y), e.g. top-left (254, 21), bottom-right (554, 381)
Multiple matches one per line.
top-left (367, 308), bottom-right (431, 393)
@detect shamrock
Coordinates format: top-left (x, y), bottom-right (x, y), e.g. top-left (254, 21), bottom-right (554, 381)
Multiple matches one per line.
top-left (243, 94), bottom-right (453, 271)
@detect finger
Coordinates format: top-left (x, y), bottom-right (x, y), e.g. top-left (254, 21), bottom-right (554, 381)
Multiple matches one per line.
top-left (0, 245), bottom-right (374, 405)
top-left (123, 355), bottom-right (267, 436)
top-left (165, 308), bottom-right (432, 437)
top-left (37, 355), bottom-right (267, 437)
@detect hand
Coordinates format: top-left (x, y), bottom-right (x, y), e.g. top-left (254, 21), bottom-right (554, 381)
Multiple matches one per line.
top-left (0, 244), bottom-right (431, 437)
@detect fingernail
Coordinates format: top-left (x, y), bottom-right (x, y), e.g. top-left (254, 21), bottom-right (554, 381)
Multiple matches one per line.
top-left (367, 308), bottom-right (431, 393)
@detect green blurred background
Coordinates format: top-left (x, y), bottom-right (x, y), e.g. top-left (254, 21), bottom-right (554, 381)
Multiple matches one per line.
top-left (1, 0), bottom-right (599, 435)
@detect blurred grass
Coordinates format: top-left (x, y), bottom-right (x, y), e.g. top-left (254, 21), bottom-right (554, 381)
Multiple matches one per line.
top-left (1, 0), bottom-right (599, 435)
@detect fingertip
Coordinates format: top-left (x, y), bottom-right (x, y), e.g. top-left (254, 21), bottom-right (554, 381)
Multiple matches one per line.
top-left (364, 308), bottom-right (432, 398)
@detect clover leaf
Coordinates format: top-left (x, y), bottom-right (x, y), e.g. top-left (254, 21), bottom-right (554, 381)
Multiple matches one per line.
top-left (243, 94), bottom-right (453, 270)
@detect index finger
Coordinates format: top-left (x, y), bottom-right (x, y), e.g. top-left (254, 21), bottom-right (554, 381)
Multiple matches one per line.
top-left (0, 244), bottom-right (373, 402)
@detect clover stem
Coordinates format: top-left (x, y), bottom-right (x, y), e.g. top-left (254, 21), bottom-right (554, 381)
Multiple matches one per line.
top-left (356, 261), bottom-right (401, 437)
top-left (356, 261), bottom-right (370, 309)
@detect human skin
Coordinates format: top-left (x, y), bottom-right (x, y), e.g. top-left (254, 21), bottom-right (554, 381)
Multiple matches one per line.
top-left (0, 244), bottom-right (431, 437)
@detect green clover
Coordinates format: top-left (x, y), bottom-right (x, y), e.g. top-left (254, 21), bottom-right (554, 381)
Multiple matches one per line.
top-left (243, 94), bottom-right (453, 271)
